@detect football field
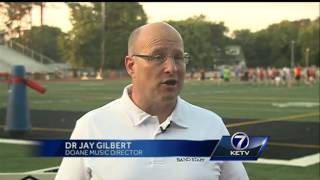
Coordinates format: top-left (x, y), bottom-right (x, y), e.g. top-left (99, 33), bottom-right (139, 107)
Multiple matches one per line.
top-left (0, 79), bottom-right (319, 179)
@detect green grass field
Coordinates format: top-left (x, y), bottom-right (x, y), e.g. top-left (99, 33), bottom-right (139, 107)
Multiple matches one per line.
top-left (1, 79), bottom-right (318, 121)
top-left (0, 79), bottom-right (319, 179)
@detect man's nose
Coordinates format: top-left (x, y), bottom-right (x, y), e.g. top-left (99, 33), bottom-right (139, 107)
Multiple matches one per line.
top-left (163, 57), bottom-right (178, 74)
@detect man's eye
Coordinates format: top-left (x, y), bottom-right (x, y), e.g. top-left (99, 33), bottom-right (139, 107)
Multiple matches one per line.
top-left (152, 55), bottom-right (164, 61)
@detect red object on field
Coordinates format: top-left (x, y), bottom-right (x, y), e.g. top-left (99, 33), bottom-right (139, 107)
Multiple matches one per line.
top-left (24, 79), bottom-right (47, 94)
top-left (5, 75), bottom-right (47, 94)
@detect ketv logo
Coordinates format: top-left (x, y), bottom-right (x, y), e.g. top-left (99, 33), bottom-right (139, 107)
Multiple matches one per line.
top-left (210, 132), bottom-right (268, 161)
top-left (230, 132), bottom-right (250, 156)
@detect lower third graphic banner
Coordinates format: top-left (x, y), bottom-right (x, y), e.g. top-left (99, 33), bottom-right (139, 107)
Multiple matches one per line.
top-left (37, 132), bottom-right (269, 161)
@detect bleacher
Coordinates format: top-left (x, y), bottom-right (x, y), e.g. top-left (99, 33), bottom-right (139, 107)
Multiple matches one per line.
top-left (0, 45), bottom-right (53, 73)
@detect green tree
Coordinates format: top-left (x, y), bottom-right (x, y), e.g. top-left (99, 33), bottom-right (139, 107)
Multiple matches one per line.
top-left (103, 2), bottom-right (147, 69)
top-left (59, 2), bottom-right (147, 69)
top-left (297, 17), bottom-right (319, 66)
top-left (168, 15), bottom-right (229, 70)
top-left (233, 29), bottom-right (257, 67)
top-left (265, 20), bottom-right (308, 67)
top-left (232, 18), bottom-right (318, 68)
top-left (15, 25), bottom-right (65, 62)
top-left (59, 3), bottom-right (101, 67)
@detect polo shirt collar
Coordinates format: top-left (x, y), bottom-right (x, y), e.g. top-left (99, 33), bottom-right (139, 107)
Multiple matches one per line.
top-left (121, 84), bottom-right (189, 129)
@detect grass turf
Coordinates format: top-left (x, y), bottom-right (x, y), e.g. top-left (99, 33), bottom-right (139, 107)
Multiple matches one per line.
top-left (1, 79), bottom-right (318, 121)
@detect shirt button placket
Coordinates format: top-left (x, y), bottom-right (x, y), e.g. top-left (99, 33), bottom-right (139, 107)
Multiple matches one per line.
top-left (149, 116), bottom-right (165, 167)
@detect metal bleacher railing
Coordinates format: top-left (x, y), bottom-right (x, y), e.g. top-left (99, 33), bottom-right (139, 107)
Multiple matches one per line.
top-left (3, 40), bottom-right (72, 78)
top-left (6, 40), bottom-right (57, 65)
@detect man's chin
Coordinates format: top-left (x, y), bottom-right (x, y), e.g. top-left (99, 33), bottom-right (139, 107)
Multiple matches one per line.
top-left (157, 86), bottom-right (181, 102)
top-left (160, 93), bottom-right (178, 102)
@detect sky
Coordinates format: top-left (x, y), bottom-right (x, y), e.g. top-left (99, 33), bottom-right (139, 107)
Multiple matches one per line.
top-left (28, 2), bottom-right (320, 36)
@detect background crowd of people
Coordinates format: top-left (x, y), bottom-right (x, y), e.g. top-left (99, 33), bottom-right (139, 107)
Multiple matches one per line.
top-left (187, 65), bottom-right (319, 87)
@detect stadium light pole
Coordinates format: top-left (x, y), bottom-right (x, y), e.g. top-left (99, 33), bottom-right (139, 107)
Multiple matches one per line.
top-left (290, 40), bottom-right (295, 68)
top-left (98, 2), bottom-right (106, 80)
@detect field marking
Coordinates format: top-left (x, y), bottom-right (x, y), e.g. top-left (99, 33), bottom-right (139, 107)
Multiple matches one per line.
top-left (25, 166), bottom-right (59, 173)
top-left (0, 138), bottom-right (38, 145)
top-left (226, 111), bottom-right (319, 128)
top-left (0, 125), bottom-right (72, 133)
top-left (187, 95), bottom-right (317, 102)
top-left (215, 106), bottom-right (313, 113)
top-left (30, 99), bottom-right (81, 104)
top-left (30, 127), bottom-right (72, 133)
top-left (268, 142), bottom-right (320, 149)
top-left (272, 102), bottom-right (319, 108)
top-left (190, 98), bottom-right (277, 106)
top-left (246, 153), bottom-right (320, 167)
top-left (185, 94), bottom-right (317, 102)
top-left (28, 96), bottom-right (117, 106)
top-left (203, 106), bottom-right (317, 115)
top-left (190, 98), bottom-right (319, 107)
top-left (0, 173), bottom-right (56, 180)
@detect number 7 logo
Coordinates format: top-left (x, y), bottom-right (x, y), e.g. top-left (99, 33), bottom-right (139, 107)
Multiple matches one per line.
top-left (231, 132), bottom-right (250, 150)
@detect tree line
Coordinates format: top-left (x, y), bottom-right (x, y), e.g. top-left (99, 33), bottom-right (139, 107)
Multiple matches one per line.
top-left (1, 2), bottom-right (319, 71)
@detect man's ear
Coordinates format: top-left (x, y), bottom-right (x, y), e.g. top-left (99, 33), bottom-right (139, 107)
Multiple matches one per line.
top-left (125, 56), bottom-right (135, 77)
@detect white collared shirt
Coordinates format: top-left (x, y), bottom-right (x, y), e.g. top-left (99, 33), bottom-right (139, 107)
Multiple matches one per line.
top-left (55, 84), bottom-right (249, 180)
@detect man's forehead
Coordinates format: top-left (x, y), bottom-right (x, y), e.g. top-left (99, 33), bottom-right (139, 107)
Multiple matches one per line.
top-left (137, 23), bottom-right (182, 42)
top-left (148, 45), bottom-right (184, 54)
top-left (129, 22), bottom-right (184, 54)
top-left (136, 36), bottom-right (184, 54)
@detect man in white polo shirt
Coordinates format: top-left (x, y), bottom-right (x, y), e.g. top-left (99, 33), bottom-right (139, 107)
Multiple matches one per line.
top-left (56, 22), bottom-right (249, 180)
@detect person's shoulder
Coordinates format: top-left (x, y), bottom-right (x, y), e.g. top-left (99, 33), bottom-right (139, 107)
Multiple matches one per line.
top-left (181, 99), bottom-right (221, 120)
top-left (179, 98), bottom-right (229, 137)
top-left (180, 98), bottom-right (224, 124)
top-left (75, 98), bottom-right (122, 124)
top-left (69, 98), bottom-right (124, 138)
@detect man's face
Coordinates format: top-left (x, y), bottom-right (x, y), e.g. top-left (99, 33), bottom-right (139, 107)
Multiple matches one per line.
top-left (128, 25), bottom-right (186, 104)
